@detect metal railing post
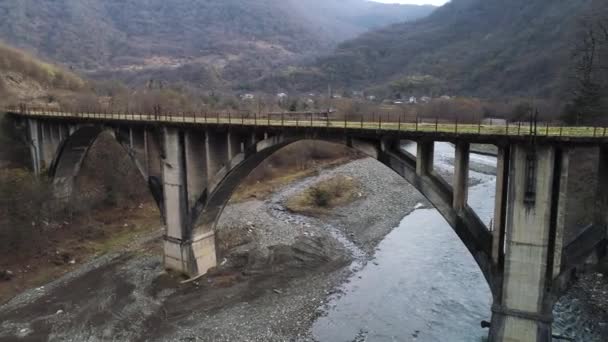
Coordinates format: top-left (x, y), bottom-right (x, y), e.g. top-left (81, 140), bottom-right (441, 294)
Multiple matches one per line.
top-left (518, 121), bottom-right (521, 135)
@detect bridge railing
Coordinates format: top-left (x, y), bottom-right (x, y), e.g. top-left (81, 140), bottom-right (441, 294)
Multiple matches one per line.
top-left (3, 105), bottom-right (606, 138)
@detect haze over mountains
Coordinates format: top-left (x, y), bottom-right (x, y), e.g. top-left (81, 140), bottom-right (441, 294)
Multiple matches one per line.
top-left (1, 0), bottom-right (606, 102)
top-left (262, 0), bottom-right (606, 98)
top-left (0, 0), bottom-right (434, 90)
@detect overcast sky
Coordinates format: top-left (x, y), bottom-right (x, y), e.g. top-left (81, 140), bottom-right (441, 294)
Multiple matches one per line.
top-left (371, 0), bottom-right (450, 5)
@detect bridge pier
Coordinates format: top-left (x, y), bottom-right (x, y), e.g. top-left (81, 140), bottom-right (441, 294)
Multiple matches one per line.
top-left (416, 141), bottom-right (434, 176)
top-left (453, 142), bottom-right (470, 211)
top-left (162, 127), bottom-right (219, 276)
top-left (489, 144), bottom-right (567, 342)
top-left (26, 118), bottom-right (43, 175)
top-left (206, 130), bottom-right (228, 183)
top-left (161, 127), bottom-right (195, 274)
top-left (185, 131), bottom-right (208, 208)
top-left (40, 122), bottom-right (55, 170)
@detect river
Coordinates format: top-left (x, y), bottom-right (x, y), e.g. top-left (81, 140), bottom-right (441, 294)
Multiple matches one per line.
top-left (311, 142), bottom-right (602, 342)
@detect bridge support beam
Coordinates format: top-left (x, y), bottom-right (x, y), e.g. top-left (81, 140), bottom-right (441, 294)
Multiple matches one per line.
top-left (40, 122), bottom-right (55, 170)
top-left (27, 119), bottom-right (43, 175)
top-left (416, 141), bottom-right (434, 176)
top-left (597, 147), bottom-right (608, 235)
top-left (206, 130), bottom-right (228, 183)
top-left (162, 127), bottom-right (218, 276)
top-left (185, 131), bottom-right (207, 208)
top-left (453, 142), bottom-right (469, 211)
top-left (227, 131), bottom-right (242, 160)
top-left (489, 144), bottom-right (564, 342)
top-left (161, 127), bottom-right (197, 275)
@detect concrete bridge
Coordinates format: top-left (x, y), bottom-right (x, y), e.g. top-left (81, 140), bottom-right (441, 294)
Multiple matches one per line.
top-left (5, 107), bottom-right (608, 342)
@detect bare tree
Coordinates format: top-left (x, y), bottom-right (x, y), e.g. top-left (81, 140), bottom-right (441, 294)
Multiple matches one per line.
top-left (565, 15), bottom-right (608, 124)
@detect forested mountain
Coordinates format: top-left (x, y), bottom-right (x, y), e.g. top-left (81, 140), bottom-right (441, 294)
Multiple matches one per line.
top-left (0, 0), bottom-right (434, 89)
top-left (261, 0), bottom-right (606, 99)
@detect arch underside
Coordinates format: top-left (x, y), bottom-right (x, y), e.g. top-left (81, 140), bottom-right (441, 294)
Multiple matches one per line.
top-left (49, 124), bottom-right (164, 208)
top-left (189, 134), bottom-right (496, 292)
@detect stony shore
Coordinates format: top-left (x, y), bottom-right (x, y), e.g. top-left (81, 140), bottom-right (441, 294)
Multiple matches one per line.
top-left (0, 158), bottom-right (428, 342)
top-left (0, 156), bottom-right (606, 341)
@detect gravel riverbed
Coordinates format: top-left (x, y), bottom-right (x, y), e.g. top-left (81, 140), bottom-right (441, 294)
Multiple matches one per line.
top-left (0, 156), bottom-right (606, 342)
top-left (0, 158), bottom-right (427, 342)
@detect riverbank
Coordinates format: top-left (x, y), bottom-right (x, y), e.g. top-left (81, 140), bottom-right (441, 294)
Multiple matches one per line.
top-left (0, 157), bottom-right (427, 341)
top-left (0, 149), bottom-right (606, 341)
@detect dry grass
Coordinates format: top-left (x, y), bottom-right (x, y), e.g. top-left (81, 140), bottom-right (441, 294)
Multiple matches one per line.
top-left (231, 140), bottom-right (363, 202)
top-left (0, 43), bottom-right (84, 91)
top-left (285, 175), bottom-right (362, 215)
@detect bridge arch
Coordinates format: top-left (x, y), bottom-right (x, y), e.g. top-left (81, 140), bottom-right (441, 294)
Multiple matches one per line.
top-left (48, 124), bottom-right (165, 211)
top-left (188, 134), bottom-right (495, 294)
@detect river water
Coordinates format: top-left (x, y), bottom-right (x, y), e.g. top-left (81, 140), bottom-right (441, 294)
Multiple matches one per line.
top-left (312, 142), bottom-right (602, 342)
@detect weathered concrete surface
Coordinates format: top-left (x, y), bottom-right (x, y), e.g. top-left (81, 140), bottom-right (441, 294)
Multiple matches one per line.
top-left (453, 142), bottom-right (470, 211)
top-left (161, 127), bottom-right (192, 274)
top-left (490, 145), bottom-right (557, 342)
top-left (185, 131), bottom-right (207, 209)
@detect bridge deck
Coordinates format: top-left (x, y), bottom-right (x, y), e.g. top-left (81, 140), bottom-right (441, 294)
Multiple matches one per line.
top-left (7, 110), bottom-right (608, 145)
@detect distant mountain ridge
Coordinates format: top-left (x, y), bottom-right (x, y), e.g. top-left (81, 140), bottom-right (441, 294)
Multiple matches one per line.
top-left (0, 0), bottom-right (435, 89)
top-left (260, 0), bottom-right (604, 98)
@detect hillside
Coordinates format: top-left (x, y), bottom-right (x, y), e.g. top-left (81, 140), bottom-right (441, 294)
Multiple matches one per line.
top-left (0, 0), bottom-right (434, 90)
top-left (260, 0), bottom-right (603, 99)
top-left (0, 43), bottom-right (85, 106)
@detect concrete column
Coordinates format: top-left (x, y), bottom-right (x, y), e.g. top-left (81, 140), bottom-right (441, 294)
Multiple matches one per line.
top-left (27, 119), bottom-right (42, 175)
top-left (129, 127), bottom-right (148, 179)
top-left (416, 141), bottom-right (434, 176)
top-left (227, 131), bottom-right (241, 160)
top-left (453, 142), bottom-right (470, 211)
top-left (161, 127), bottom-right (192, 274)
top-left (145, 129), bottom-right (162, 179)
top-left (129, 127), bottom-right (134, 149)
top-left (492, 146), bottom-right (510, 264)
top-left (40, 122), bottom-right (54, 169)
top-left (596, 147), bottom-right (608, 234)
top-left (205, 130), bottom-right (228, 182)
top-left (185, 131), bottom-right (207, 208)
top-left (553, 149), bottom-right (570, 278)
top-left (489, 144), bottom-right (560, 342)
